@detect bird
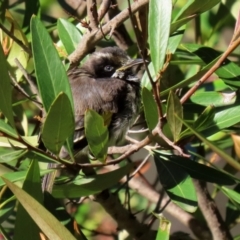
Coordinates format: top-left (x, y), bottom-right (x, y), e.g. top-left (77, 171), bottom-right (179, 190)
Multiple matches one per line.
top-left (42, 47), bottom-right (144, 191)
top-left (65, 46), bottom-right (144, 158)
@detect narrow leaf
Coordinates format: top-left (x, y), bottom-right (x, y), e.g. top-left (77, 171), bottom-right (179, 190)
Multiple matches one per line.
top-left (171, 0), bottom-right (221, 33)
top-left (0, 149), bottom-right (27, 163)
top-left (180, 105), bottom-right (215, 140)
top-left (166, 92), bottom-right (183, 142)
top-left (3, 178), bottom-right (76, 240)
top-left (31, 16), bottom-right (74, 113)
top-left (181, 43), bottom-right (240, 88)
top-left (0, 119), bottom-right (17, 138)
top-left (0, 169), bottom-right (52, 187)
top-left (142, 88), bottom-right (158, 130)
top-left (52, 164), bottom-right (132, 198)
top-left (14, 161), bottom-right (43, 240)
top-left (222, 186), bottom-right (240, 204)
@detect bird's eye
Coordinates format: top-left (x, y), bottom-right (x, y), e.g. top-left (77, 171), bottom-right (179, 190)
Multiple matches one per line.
top-left (104, 65), bottom-right (114, 72)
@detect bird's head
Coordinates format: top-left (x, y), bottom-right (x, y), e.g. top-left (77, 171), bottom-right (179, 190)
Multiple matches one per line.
top-left (81, 47), bottom-right (144, 82)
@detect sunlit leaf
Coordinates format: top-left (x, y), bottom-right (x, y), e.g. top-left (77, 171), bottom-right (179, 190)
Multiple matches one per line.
top-left (31, 16), bottom-right (73, 113)
top-left (149, 0), bottom-right (172, 74)
top-left (57, 18), bottom-right (82, 55)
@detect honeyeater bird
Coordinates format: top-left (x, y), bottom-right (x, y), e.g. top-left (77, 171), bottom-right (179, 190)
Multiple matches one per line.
top-left (43, 46), bottom-right (144, 191)
top-left (64, 46), bottom-right (144, 157)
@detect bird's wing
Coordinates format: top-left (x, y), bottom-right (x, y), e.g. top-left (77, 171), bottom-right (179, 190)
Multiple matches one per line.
top-left (69, 74), bottom-right (128, 151)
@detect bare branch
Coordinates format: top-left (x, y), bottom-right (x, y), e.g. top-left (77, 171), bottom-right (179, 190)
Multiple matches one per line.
top-left (68, 0), bottom-right (149, 63)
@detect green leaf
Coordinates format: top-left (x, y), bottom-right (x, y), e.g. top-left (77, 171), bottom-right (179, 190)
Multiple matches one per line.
top-left (0, 149), bottom-right (27, 163)
top-left (176, 115), bottom-right (240, 171)
top-left (0, 194), bottom-right (15, 225)
top-left (154, 215), bottom-right (171, 240)
top-left (225, 184), bottom-right (240, 225)
top-left (0, 44), bottom-right (15, 127)
top-left (57, 18), bottom-right (82, 55)
top-left (14, 160), bottom-right (43, 240)
top-left (42, 92), bottom-right (74, 155)
top-left (180, 105), bottom-right (215, 140)
top-left (168, 27), bottom-right (185, 54)
top-left (141, 62), bottom-right (155, 90)
top-left (184, 98), bottom-right (240, 138)
top-left (149, 0), bottom-right (172, 74)
top-left (222, 186), bottom-right (240, 204)
top-left (155, 151), bottom-right (235, 185)
top-left (31, 16), bottom-right (74, 113)
top-left (190, 91), bottom-right (237, 107)
top-left (154, 153), bottom-right (197, 212)
top-left (84, 109), bottom-right (108, 161)
top-left (181, 44), bottom-right (240, 88)
top-left (171, 0), bottom-right (221, 33)
top-left (26, 151), bottom-right (60, 164)
top-left (142, 88), bottom-right (158, 130)
top-left (166, 92), bottom-right (183, 142)
top-left (3, 178), bottom-right (76, 240)
top-left (52, 164), bottom-right (132, 198)
top-left (0, 169), bottom-right (52, 187)
top-left (0, 119), bottom-right (18, 138)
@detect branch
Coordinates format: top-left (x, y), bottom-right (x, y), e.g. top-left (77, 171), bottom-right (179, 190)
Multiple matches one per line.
top-left (193, 180), bottom-right (232, 240)
top-left (68, 0), bottom-right (149, 63)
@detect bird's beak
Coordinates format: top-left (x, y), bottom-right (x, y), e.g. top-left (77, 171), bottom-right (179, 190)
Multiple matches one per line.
top-left (112, 59), bottom-right (144, 82)
top-left (116, 58), bottom-right (145, 72)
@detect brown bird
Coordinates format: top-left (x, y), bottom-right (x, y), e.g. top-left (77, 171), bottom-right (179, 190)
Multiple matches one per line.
top-left (67, 46), bottom-right (144, 156)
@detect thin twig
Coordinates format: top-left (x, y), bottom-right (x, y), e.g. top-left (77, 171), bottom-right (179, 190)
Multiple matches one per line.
top-left (98, 0), bottom-right (112, 22)
top-left (14, 58), bottom-right (41, 103)
top-left (9, 73), bottom-right (42, 110)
